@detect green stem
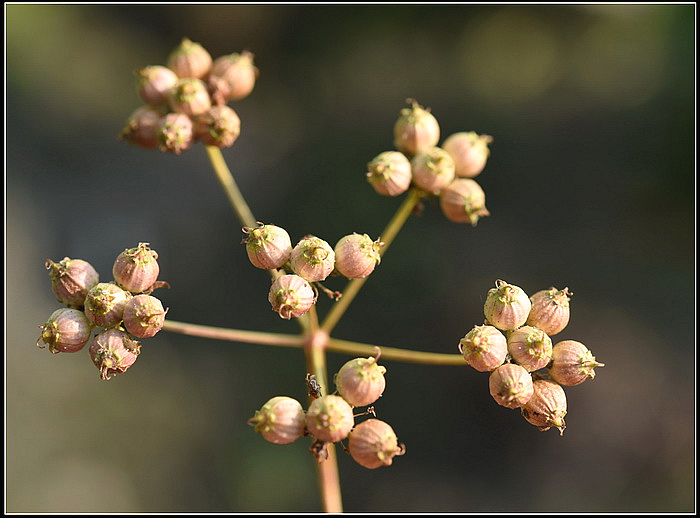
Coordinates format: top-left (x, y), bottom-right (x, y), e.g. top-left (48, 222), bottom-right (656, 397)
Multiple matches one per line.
top-left (162, 320), bottom-right (304, 347)
top-left (205, 146), bottom-right (257, 229)
top-left (328, 337), bottom-right (465, 365)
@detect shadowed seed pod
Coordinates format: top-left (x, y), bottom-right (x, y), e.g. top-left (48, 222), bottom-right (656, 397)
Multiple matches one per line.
top-left (243, 223), bottom-right (293, 270)
top-left (334, 351), bottom-right (387, 407)
top-left (88, 328), bottom-right (141, 380)
top-left (507, 325), bottom-right (553, 372)
top-left (123, 295), bottom-right (166, 338)
top-left (348, 419), bottom-right (406, 469)
top-left (458, 325), bottom-right (507, 372)
top-left (168, 78), bottom-right (211, 117)
top-left (208, 51), bottom-right (258, 104)
top-left (366, 151), bottom-right (412, 196)
top-left (442, 131), bottom-right (493, 178)
top-left (247, 396), bottom-right (306, 445)
top-left (393, 100), bottom-right (440, 156)
top-left (193, 105), bottom-right (241, 148)
top-left (137, 65), bottom-right (178, 106)
top-left (439, 178), bottom-right (490, 225)
top-left (521, 379), bottom-right (567, 435)
top-left (526, 287), bottom-right (572, 336)
top-left (84, 282), bottom-right (133, 328)
top-left (305, 394), bottom-right (354, 443)
top-left (268, 274), bottom-right (316, 320)
top-left (37, 308), bottom-right (92, 354)
top-left (489, 363), bottom-right (534, 409)
top-left (549, 340), bottom-right (604, 386)
top-left (334, 233), bottom-right (383, 279)
top-left (166, 37), bottom-right (212, 79)
top-left (45, 257), bottom-right (99, 307)
top-left (113, 242), bottom-right (160, 294)
top-left (157, 112), bottom-right (194, 154)
top-left (290, 236), bottom-right (335, 282)
top-left (484, 280), bottom-right (532, 331)
top-left (119, 106), bottom-right (163, 149)
top-left (411, 147), bottom-right (455, 195)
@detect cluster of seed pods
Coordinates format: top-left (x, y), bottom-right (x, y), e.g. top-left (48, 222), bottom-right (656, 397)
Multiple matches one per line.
top-left (248, 351), bottom-right (405, 469)
top-left (38, 243), bottom-right (167, 380)
top-left (458, 280), bottom-right (604, 435)
top-left (120, 38), bottom-right (258, 153)
top-left (241, 222), bottom-right (384, 320)
top-left (365, 99), bottom-right (492, 226)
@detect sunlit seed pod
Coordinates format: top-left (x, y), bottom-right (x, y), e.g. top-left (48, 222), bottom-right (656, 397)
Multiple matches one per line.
top-left (366, 151), bottom-right (412, 196)
top-left (242, 223), bottom-right (292, 270)
top-left (442, 131), bottom-right (493, 178)
top-left (334, 354), bottom-right (387, 407)
top-left (137, 65), bottom-right (179, 106)
top-left (439, 178), bottom-right (490, 226)
top-left (521, 379), bottom-right (567, 435)
top-left (88, 328), bottom-right (141, 381)
top-left (248, 396), bottom-right (306, 445)
top-left (166, 37), bottom-right (212, 79)
top-left (305, 395), bottom-right (354, 443)
top-left (268, 274), bottom-right (316, 320)
top-left (122, 295), bottom-right (166, 338)
top-left (549, 340), bottom-right (604, 386)
top-left (483, 280), bottom-right (531, 331)
top-left (488, 363), bottom-right (534, 409)
top-left (84, 282), bottom-right (133, 328)
top-left (393, 100), bottom-right (440, 156)
top-left (45, 257), bottom-right (99, 307)
top-left (168, 78), bottom-right (212, 117)
top-left (37, 308), bottom-right (92, 354)
top-left (112, 242), bottom-right (160, 294)
top-left (333, 234), bottom-right (383, 280)
top-left (157, 112), bottom-right (194, 154)
top-left (507, 325), bottom-right (553, 372)
top-left (458, 325), bottom-right (507, 372)
top-left (348, 419), bottom-right (406, 469)
top-left (193, 105), bottom-right (241, 148)
top-left (526, 287), bottom-right (572, 336)
top-left (410, 147), bottom-right (455, 195)
top-left (119, 105), bottom-right (164, 149)
top-left (208, 51), bottom-right (258, 103)
top-left (289, 236), bottom-right (335, 282)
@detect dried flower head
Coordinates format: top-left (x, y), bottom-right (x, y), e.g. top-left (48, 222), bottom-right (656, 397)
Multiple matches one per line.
top-left (193, 105), bottom-right (241, 148)
top-left (348, 419), bottom-right (406, 469)
top-left (334, 351), bottom-right (387, 407)
top-left (242, 223), bottom-right (292, 270)
top-left (208, 51), bottom-right (258, 104)
top-left (168, 78), bottom-right (212, 117)
top-left (157, 112), bottom-right (194, 154)
top-left (88, 328), bottom-right (141, 380)
top-left (521, 379), bottom-right (567, 435)
top-left (137, 65), bottom-right (178, 106)
top-left (549, 340), bottom-right (604, 386)
top-left (45, 257), bottom-right (99, 307)
top-left (507, 325), bottom-right (553, 372)
top-left (439, 178), bottom-right (490, 225)
top-left (393, 100), bottom-right (440, 156)
top-left (526, 287), bottom-right (572, 336)
top-left (122, 294), bottom-right (166, 338)
top-left (410, 147), bottom-right (456, 195)
top-left (166, 37), bottom-right (212, 79)
top-left (458, 325), bottom-right (507, 372)
top-left (305, 394), bottom-right (355, 443)
top-left (442, 131), bottom-right (493, 178)
top-left (248, 396), bottom-right (306, 445)
top-left (112, 242), bottom-right (160, 294)
top-left (84, 282), bottom-right (133, 328)
top-left (119, 106), bottom-right (163, 149)
top-left (333, 233), bottom-right (383, 280)
top-left (483, 280), bottom-right (532, 331)
top-left (488, 363), bottom-right (534, 409)
top-left (366, 151), bottom-right (412, 196)
top-left (37, 308), bottom-right (92, 354)
top-left (289, 236), bottom-right (335, 283)
top-left (268, 274), bottom-right (316, 320)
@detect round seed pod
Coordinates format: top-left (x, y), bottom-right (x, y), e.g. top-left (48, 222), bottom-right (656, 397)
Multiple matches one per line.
top-left (248, 396), bottom-right (306, 445)
top-left (168, 78), bottom-right (211, 117)
top-left (410, 147), bottom-right (455, 195)
top-left (334, 354), bottom-right (387, 407)
top-left (305, 395), bottom-right (354, 443)
top-left (348, 419), bottom-right (406, 469)
top-left (439, 178), bottom-right (490, 226)
top-left (507, 326), bottom-right (553, 372)
top-left (442, 131), bottom-right (493, 178)
top-left (366, 151), bottom-right (412, 196)
top-left (268, 274), bottom-right (316, 320)
top-left (488, 363), bottom-right (534, 409)
top-left (119, 105), bottom-right (163, 149)
top-left (137, 65), bottom-right (178, 106)
top-left (37, 308), bottom-right (92, 354)
top-left (112, 243), bottom-right (160, 294)
top-left (84, 282), bottom-right (133, 328)
top-left (393, 100), bottom-right (440, 156)
top-left (166, 37), bottom-right (212, 79)
top-left (88, 328), bottom-right (141, 381)
top-left (193, 105), bottom-right (241, 148)
top-left (289, 236), bottom-right (335, 282)
top-left (123, 295), bottom-right (166, 338)
top-left (526, 287), bottom-right (572, 336)
top-left (333, 234), bottom-right (383, 280)
top-left (242, 223), bottom-right (292, 270)
top-left (549, 340), bottom-right (604, 386)
top-left (483, 280), bottom-right (531, 331)
top-left (521, 379), bottom-right (567, 435)
top-left (458, 325), bottom-right (507, 372)
top-left (157, 112), bottom-right (194, 154)
top-left (45, 257), bottom-right (99, 307)
top-left (208, 51), bottom-right (258, 103)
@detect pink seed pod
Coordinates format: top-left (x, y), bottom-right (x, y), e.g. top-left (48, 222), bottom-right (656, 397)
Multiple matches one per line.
top-left (348, 419), bottom-right (406, 469)
top-left (247, 396), bottom-right (306, 445)
top-left (157, 112), bottom-right (194, 154)
top-left (439, 178), bottom-right (490, 226)
top-left (526, 287), bottom-right (572, 336)
top-left (37, 308), bottom-right (92, 354)
top-left (45, 257), bottom-right (99, 307)
top-left (112, 242), bottom-right (160, 294)
top-left (483, 280), bottom-right (532, 331)
top-left (243, 223), bottom-right (293, 270)
top-left (289, 236), bottom-right (335, 282)
top-left (366, 151), bottom-right (412, 196)
top-left (119, 105), bottom-right (163, 149)
top-left (521, 379), bottom-right (567, 435)
top-left (549, 340), bottom-right (604, 386)
top-left (488, 363), bottom-right (534, 409)
top-left (410, 147), bottom-right (456, 195)
top-left (88, 328), bottom-right (141, 381)
top-left (136, 65), bottom-right (179, 106)
top-left (168, 78), bottom-right (212, 117)
top-left (208, 51), bottom-right (258, 104)
top-left (393, 100), bottom-right (440, 156)
top-left (442, 131), bottom-right (493, 178)
top-left (305, 394), bottom-right (355, 443)
top-left (334, 352), bottom-right (387, 407)
top-left (333, 233), bottom-right (383, 280)
top-left (166, 37), bottom-right (212, 79)
top-left (84, 282), bottom-right (133, 328)
top-left (268, 274), bottom-right (316, 320)
top-left (123, 295), bottom-right (166, 338)
top-left (458, 325), bottom-right (507, 372)
top-left (193, 105), bottom-right (241, 148)
top-left (507, 326), bottom-right (553, 372)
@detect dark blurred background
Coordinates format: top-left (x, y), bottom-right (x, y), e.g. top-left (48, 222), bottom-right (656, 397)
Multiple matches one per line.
top-left (6, 4), bottom-right (695, 513)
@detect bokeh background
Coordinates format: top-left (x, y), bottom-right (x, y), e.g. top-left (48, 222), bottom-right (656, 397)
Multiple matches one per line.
top-left (6, 4), bottom-right (695, 513)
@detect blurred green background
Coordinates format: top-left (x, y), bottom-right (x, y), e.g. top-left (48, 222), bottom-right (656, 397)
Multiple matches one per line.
top-left (6, 4), bottom-right (695, 513)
